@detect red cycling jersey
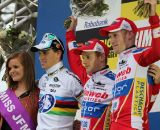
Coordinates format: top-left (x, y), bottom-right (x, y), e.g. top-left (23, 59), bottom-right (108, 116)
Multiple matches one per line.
top-left (66, 31), bottom-right (115, 130)
top-left (110, 15), bottom-right (160, 130)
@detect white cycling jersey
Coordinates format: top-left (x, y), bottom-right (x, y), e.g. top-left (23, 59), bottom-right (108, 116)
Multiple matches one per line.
top-left (36, 62), bottom-right (83, 130)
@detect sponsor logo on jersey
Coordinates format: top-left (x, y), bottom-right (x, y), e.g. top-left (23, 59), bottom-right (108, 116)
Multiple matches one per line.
top-left (116, 67), bottom-right (131, 82)
top-left (104, 71), bottom-right (115, 81)
top-left (84, 90), bottom-right (108, 99)
top-left (119, 59), bottom-right (127, 68)
top-left (49, 84), bottom-right (60, 88)
top-left (112, 98), bottom-right (119, 112)
top-left (93, 81), bottom-right (105, 86)
top-left (84, 19), bottom-right (108, 29)
top-left (113, 79), bottom-right (133, 97)
top-left (39, 94), bottom-right (55, 113)
top-left (81, 118), bottom-right (90, 130)
top-left (54, 77), bottom-right (59, 82)
top-left (132, 78), bottom-right (146, 117)
top-left (81, 101), bottom-right (107, 118)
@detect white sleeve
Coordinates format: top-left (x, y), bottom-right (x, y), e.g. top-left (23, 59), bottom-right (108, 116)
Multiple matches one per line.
top-left (71, 75), bottom-right (84, 105)
top-left (38, 74), bottom-right (47, 89)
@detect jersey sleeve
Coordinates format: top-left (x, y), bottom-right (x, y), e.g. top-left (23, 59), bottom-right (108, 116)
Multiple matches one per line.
top-left (147, 75), bottom-right (160, 111)
top-left (66, 30), bottom-right (89, 85)
top-left (134, 15), bottom-right (160, 67)
top-left (71, 75), bottom-right (84, 105)
top-left (148, 84), bottom-right (160, 111)
top-left (38, 75), bottom-right (46, 89)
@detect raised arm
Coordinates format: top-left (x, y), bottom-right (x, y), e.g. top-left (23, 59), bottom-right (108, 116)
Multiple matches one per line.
top-left (134, 0), bottom-right (160, 66)
top-left (144, 0), bottom-right (157, 16)
top-left (65, 16), bottom-right (89, 85)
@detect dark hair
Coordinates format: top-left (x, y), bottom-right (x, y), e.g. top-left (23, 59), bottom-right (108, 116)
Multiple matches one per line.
top-left (6, 51), bottom-right (36, 91)
top-left (95, 51), bottom-right (108, 64)
top-left (51, 38), bottom-right (64, 60)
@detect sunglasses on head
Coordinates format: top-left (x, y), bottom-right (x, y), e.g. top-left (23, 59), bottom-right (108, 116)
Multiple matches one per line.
top-left (47, 34), bottom-right (65, 51)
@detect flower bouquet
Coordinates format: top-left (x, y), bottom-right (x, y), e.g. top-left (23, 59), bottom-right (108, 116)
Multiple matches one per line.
top-left (64, 0), bottom-right (109, 29)
top-left (133, 0), bottom-right (160, 18)
top-left (0, 26), bottom-right (35, 72)
top-left (0, 26), bottom-right (35, 60)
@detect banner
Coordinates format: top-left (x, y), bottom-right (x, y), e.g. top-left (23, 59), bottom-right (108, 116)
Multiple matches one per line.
top-left (74, 0), bottom-right (121, 31)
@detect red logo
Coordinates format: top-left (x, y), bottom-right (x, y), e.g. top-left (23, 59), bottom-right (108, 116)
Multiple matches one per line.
top-left (116, 67), bottom-right (131, 78)
top-left (84, 90), bottom-right (108, 99)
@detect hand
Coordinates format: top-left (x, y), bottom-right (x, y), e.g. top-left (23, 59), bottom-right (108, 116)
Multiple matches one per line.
top-left (66, 16), bottom-right (77, 32)
top-left (0, 115), bottom-right (2, 129)
top-left (73, 119), bottom-right (81, 130)
top-left (144, 0), bottom-right (157, 16)
top-left (144, 0), bottom-right (157, 5)
top-left (148, 64), bottom-right (160, 84)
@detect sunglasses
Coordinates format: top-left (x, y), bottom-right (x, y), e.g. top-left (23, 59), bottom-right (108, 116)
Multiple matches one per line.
top-left (47, 34), bottom-right (65, 51)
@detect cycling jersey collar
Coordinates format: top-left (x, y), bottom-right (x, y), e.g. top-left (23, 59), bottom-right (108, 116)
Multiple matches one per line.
top-left (93, 66), bottom-right (110, 76)
top-left (120, 46), bottom-right (137, 56)
top-left (46, 61), bottom-right (64, 76)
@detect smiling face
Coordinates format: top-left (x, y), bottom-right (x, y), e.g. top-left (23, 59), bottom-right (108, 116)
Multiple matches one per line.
top-left (6, 52), bottom-right (36, 91)
top-left (8, 58), bottom-right (24, 82)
